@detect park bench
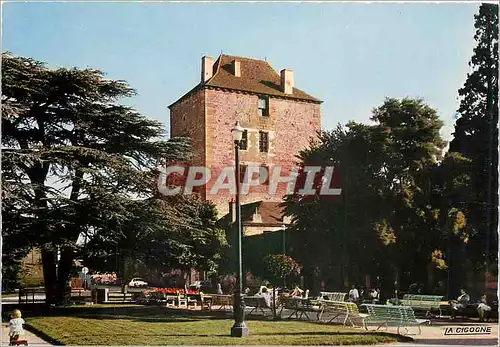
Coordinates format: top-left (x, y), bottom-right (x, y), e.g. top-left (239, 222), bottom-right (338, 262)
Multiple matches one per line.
top-left (362, 304), bottom-right (430, 335)
top-left (70, 288), bottom-right (92, 304)
top-left (208, 294), bottom-right (233, 311)
top-left (279, 297), bottom-right (322, 321)
top-left (244, 295), bottom-right (273, 316)
top-left (400, 294), bottom-right (443, 317)
top-left (200, 294), bottom-right (213, 310)
top-left (18, 288), bottom-right (45, 304)
top-left (317, 300), bottom-right (368, 326)
top-left (186, 293), bottom-right (212, 310)
top-left (449, 300), bottom-right (498, 321)
top-left (319, 291), bottom-right (347, 302)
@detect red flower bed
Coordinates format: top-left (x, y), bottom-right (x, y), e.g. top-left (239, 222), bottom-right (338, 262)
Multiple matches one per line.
top-left (144, 287), bottom-right (199, 295)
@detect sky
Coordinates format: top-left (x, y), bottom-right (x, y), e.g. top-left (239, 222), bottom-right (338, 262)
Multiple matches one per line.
top-left (2, 2), bottom-right (480, 144)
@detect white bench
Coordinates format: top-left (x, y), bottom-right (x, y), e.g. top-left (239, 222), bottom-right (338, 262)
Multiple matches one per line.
top-left (244, 295), bottom-right (273, 316)
top-left (318, 300), bottom-right (368, 326)
top-left (208, 294), bottom-right (233, 311)
top-left (400, 294), bottom-right (443, 317)
top-left (362, 304), bottom-right (430, 335)
top-left (319, 291), bottom-right (347, 302)
top-left (279, 297), bottom-right (322, 321)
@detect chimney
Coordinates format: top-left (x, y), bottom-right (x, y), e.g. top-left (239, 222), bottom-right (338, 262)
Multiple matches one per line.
top-left (280, 69), bottom-right (294, 94)
top-left (232, 60), bottom-right (241, 77)
top-left (201, 56), bottom-right (213, 83)
top-left (252, 208), bottom-right (262, 223)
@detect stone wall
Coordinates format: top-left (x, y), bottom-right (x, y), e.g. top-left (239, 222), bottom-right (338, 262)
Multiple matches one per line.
top-left (169, 86), bottom-right (321, 218)
top-left (169, 88), bottom-right (206, 199)
top-left (205, 88), bottom-right (321, 216)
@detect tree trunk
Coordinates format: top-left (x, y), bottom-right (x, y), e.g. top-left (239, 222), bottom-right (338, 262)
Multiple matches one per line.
top-left (41, 249), bottom-right (57, 305)
top-left (122, 254), bottom-right (134, 293)
top-left (55, 248), bottom-right (74, 305)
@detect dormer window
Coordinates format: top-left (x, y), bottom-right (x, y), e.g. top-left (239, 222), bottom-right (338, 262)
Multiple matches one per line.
top-left (258, 96), bottom-right (269, 117)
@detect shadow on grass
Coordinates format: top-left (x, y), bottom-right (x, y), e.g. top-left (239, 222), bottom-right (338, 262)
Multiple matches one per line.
top-left (72, 314), bottom-right (202, 323)
top-left (3, 304), bottom-right (212, 319)
top-left (25, 324), bottom-right (64, 346)
top-left (4, 303), bottom-right (254, 323)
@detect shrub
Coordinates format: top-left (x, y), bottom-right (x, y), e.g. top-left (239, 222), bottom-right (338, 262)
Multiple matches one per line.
top-left (263, 254), bottom-right (301, 280)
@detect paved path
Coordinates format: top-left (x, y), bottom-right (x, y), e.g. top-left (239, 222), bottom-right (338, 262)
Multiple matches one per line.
top-left (2, 296), bottom-right (46, 305)
top-left (376, 321), bottom-right (498, 345)
top-left (1, 326), bottom-right (51, 346)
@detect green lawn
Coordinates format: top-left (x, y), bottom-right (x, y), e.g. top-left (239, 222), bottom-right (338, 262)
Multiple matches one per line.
top-left (21, 304), bottom-right (412, 345)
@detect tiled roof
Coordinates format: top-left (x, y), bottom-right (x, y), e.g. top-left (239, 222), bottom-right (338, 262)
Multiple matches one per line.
top-left (168, 54), bottom-right (322, 108)
top-left (206, 54), bottom-right (321, 103)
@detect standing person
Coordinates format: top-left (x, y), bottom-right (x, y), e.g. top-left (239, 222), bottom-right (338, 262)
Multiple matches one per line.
top-left (7, 309), bottom-right (25, 346)
top-left (216, 283), bottom-right (223, 295)
top-left (348, 285), bottom-right (360, 303)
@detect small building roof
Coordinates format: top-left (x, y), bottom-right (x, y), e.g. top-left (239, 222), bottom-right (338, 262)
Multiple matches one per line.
top-left (218, 200), bottom-right (289, 228)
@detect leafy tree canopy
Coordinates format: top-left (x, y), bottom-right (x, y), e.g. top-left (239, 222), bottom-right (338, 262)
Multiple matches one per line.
top-left (2, 52), bottom-right (226, 303)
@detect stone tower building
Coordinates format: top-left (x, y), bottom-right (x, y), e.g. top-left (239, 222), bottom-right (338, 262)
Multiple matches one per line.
top-left (168, 54), bottom-right (322, 225)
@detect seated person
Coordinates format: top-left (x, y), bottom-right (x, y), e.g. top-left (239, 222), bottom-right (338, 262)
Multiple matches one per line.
top-left (370, 288), bottom-right (380, 303)
top-left (257, 285), bottom-right (269, 295)
top-left (450, 288), bottom-right (470, 318)
top-left (258, 287), bottom-right (272, 308)
top-left (290, 285), bottom-right (304, 298)
top-left (477, 295), bottom-right (492, 321)
top-left (348, 285), bottom-right (360, 302)
top-left (408, 282), bottom-right (419, 294)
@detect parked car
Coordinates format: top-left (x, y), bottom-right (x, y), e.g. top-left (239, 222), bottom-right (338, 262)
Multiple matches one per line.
top-left (129, 278), bottom-right (148, 287)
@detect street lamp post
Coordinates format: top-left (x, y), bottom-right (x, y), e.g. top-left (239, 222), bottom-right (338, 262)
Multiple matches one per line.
top-left (230, 121), bottom-right (249, 337)
top-left (282, 224), bottom-right (286, 289)
top-left (282, 224), bottom-right (286, 256)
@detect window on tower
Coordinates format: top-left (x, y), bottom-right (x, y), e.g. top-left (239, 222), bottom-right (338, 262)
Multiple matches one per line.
top-left (240, 130), bottom-right (248, 150)
top-left (258, 96), bottom-right (269, 117)
top-left (259, 131), bottom-right (269, 153)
